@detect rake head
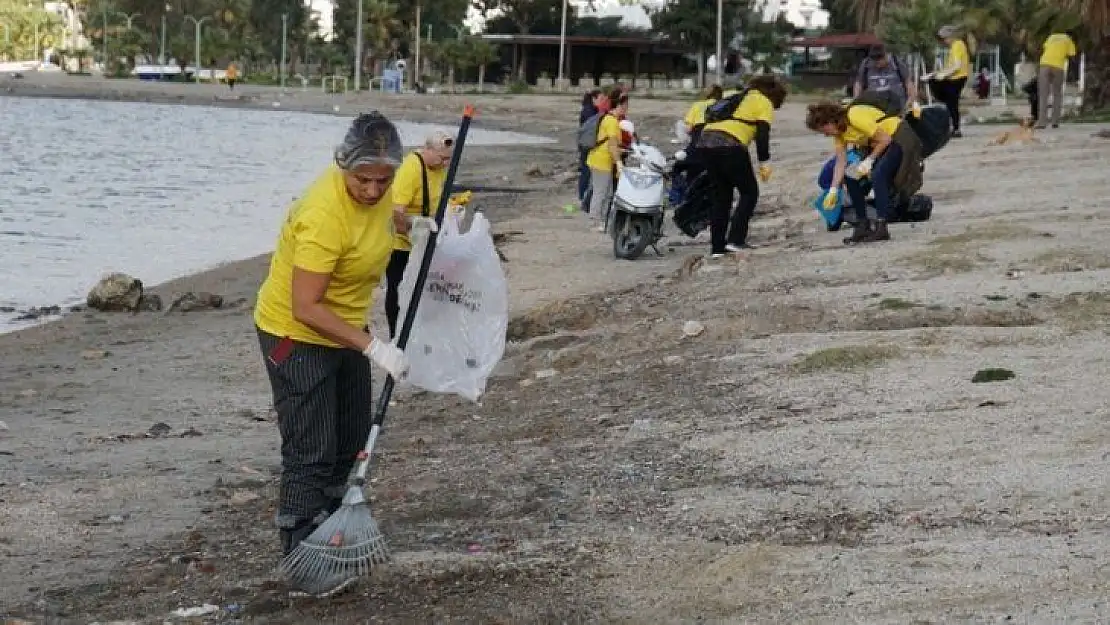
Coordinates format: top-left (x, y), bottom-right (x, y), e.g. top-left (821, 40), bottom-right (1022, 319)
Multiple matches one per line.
top-left (279, 498), bottom-right (391, 596)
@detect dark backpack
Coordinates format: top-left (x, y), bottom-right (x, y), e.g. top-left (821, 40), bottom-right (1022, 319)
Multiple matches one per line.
top-left (904, 103), bottom-right (952, 159)
top-left (703, 88), bottom-right (752, 124)
top-left (860, 54), bottom-right (906, 88)
top-left (849, 89), bottom-right (904, 119)
top-left (576, 112), bottom-right (605, 151)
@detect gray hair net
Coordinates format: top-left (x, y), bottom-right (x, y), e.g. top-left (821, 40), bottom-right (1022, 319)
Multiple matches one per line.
top-left (334, 111), bottom-right (404, 170)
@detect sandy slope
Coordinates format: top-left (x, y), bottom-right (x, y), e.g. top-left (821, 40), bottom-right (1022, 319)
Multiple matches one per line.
top-left (3, 78), bottom-right (1110, 623)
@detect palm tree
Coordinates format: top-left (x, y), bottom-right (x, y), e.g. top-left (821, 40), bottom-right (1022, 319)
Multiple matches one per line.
top-left (1068, 0), bottom-right (1110, 109)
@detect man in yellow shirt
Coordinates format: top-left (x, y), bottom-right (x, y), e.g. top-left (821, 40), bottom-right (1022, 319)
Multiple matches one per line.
top-left (226, 62), bottom-right (238, 90)
top-left (1037, 31), bottom-right (1078, 128)
top-left (683, 84), bottom-right (723, 137)
top-left (253, 112), bottom-right (433, 598)
top-left (928, 25), bottom-right (970, 137)
top-left (585, 93), bottom-right (628, 232)
top-left (384, 131), bottom-right (451, 338)
top-left (806, 99), bottom-right (923, 244)
top-left (695, 74), bottom-right (786, 257)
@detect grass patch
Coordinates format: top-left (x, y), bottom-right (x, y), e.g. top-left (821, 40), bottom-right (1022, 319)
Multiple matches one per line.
top-left (899, 249), bottom-right (982, 275)
top-left (1028, 249), bottom-right (1110, 274)
top-left (972, 367), bottom-right (1016, 383)
top-left (877, 297), bottom-right (920, 310)
top-left (1049, 291), bottom-right (1110, 331)
top-left (793, 344), bottom-right (901, 374)
top-left (929, 224), bottom-right (1039, 248)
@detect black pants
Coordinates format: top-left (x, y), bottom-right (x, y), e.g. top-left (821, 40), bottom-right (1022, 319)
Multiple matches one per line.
top-left (929, 77), bottom-right (967, 131)
top-left (257, 328), bottom-right (372, 552)
top-left (384, 249), bottom-right (410, 339)
top-left (702, 145), bottom-right (759, 253)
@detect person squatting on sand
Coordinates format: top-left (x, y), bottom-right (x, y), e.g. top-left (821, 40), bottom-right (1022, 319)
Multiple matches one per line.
top-left (806, 100), bottom-right (924, 244)
top-left (695, 74), bottom-right (787, 258)
top-left (252, 112), bottom-right (435, 595)
top-left (384, 130), bottom-right (453, 338)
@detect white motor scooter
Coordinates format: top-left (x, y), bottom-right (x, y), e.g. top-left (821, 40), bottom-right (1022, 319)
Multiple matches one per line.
top-left (607, 119), bottom-right (670, 260)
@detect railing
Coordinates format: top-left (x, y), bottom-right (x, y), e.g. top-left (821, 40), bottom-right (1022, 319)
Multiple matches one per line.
top-left (322, 75), bottom-right (348, 95)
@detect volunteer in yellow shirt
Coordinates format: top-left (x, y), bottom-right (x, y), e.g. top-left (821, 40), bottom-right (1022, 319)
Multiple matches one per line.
top-left (253, 112), bottom-right (431, 598)
top-left (384, 131), bottom-right (452, 338)
top-left (806, 101), bottom-right (904, 244)
top-left (1037, 31), bottom-right (1078, 128)
top-left (585, 93), bottom-right (628, 232)
top-left (928, 25), bottom-right (970, 137)
top-left (694, 74), bottom-right (786, 257)
top-left (683, 84), bottom-right (723, 135)
top-left (226, 62), bottom-right (238, 90)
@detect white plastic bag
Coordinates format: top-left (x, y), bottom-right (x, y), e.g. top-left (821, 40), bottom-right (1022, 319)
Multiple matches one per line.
top-left (396, 212), bottom-right (509, 401)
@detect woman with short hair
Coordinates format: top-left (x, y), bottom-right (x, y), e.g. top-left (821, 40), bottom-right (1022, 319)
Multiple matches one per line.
top-left (805, 100), bottom-right (924, 244)
top-left (384, 131), bottom-right (454, 338)
top-left (253, 111), bottom-right (434, 597)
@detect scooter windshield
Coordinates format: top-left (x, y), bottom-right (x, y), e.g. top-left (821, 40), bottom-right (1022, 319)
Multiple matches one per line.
top-left (622, 170), bottom-right (661, 189)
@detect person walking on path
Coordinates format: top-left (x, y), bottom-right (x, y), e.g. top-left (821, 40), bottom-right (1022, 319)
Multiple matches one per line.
top-left (252, 111), bottom-right (433, 597)
top-left (384, 131), bottom-right (452, 338)
top-left (226, 62), bottom-right (238, 90)
top-left (928, 25), bottom-right (970, 137)
top-left (1036, 30), bottom-right (1078, 129)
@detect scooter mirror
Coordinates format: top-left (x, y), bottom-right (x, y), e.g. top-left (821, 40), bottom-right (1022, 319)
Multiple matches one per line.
top-left (675, 150), bottom-right (687, 161)
top-left (619, 119), bottom-right (636, 135)
top-left (674, 119), bottom-right (689, 143)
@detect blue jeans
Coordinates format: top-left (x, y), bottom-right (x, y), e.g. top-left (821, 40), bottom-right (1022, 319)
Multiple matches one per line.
top-left (845, 142), bottom-right (903, 222)
top-left (577, 149), bottom-right (592, 210)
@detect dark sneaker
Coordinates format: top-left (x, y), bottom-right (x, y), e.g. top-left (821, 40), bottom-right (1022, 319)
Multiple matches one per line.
top-left (1051, 123), bottom-right (1060, 129)
top-left (864, 221), bottom-right (891, 242)
top-left (951, 129), bottom-right (963, 138)
top-left (842, 222), bottom-right (871, 245)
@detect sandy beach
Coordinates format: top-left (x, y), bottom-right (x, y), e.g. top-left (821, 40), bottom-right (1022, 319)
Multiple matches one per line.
top-left (3, 74), bottom-right (1110, 623)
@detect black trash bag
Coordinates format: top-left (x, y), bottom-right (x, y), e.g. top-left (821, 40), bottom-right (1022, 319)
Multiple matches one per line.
top-left (671, 170), bottom-right (714, 238)
top-left (904, 104), bottom-right (952, 159)
top-left (891, 193), bottom-right (933, 223)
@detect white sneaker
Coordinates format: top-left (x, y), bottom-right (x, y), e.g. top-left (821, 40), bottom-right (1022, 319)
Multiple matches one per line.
top-left (709, 252), bottom-right (726, 260)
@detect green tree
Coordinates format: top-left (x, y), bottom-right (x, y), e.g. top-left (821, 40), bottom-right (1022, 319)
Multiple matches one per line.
top-left (651, 0), bottom-right (748, 85)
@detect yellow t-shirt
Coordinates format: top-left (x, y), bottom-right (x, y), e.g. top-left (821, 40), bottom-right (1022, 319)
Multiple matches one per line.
top-left (701, 90), bottom-right (775, 145)
top-left (1040, 33), bottom-right (1077, 70)
top-left (684, 98), bottom-right (715, 128)
top-left (836, 103), bottom-right (902, 148)
top-left (585, 113), bottom-right (621, 172)
top-left (254, 165), bottom-right (395, 347)
top-left (226, 64), bottom-right (238, 80)
top-left (945, 40), bottom-right (970, 79)
top-left (390, 151), bottom-right (447, 251)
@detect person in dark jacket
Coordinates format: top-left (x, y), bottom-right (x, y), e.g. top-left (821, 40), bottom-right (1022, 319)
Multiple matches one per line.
top-left (577, 89), bottom-right (609, 212)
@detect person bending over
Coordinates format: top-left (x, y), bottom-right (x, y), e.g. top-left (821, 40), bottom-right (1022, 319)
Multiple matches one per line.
top-left (384, 131), bottom-right (453, 338)
top-left (253, 111), bottom-right (434, 598)
top-left (806, 100), bottom-right (924, 244)
top-left (695, 74), bottom-right (787, 257)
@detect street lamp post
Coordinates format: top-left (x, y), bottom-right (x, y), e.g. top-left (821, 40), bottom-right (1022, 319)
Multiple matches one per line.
top-left (184, 15), bottom-right (210, 84)
top-left (715, 0), bottom-right (723, 84)
top-left (116, 12), bottom-right (141, 30)
top-left (101, 6), bottom-right (108, 70)
top-left (557, 0), bottom-right (567, 87)
top-left (353, 0), bottom-right (364, 91)
top-left (159, 8), bottom-right (167, 78)
top-left (280, 13), bottom-right (287, 89)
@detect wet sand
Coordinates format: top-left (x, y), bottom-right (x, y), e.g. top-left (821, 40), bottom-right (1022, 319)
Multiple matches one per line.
top-left (3, 75), bottom-right (1110, 623)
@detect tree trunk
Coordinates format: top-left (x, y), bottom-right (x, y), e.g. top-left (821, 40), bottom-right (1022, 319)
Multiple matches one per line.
top-left (1082, 35), bottom-right (1110, 111)
top-left (697, 48), bottom-right (705, 89)
top-left (478, 64), bottom-right (485, 92)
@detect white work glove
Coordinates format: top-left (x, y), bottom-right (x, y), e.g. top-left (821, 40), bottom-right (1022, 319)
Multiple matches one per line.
top-left (364, 338), bottom-right (409, 379)
top-left (906, 101), bottom-right (922, 117)
top-left (855, 157), bottom-right (875, 178)
top-left (409, 216), bottom-right (439, 236)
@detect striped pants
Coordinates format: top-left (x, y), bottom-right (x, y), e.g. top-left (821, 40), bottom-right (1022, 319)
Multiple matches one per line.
top-left (256, 328), bottom-right (373, 545)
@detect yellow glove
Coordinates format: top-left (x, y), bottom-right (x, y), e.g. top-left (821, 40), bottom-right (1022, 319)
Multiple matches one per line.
top-left (758, 164), bottom-right (772, 182)
top-left (822, 188), bottom-right (839, 210)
